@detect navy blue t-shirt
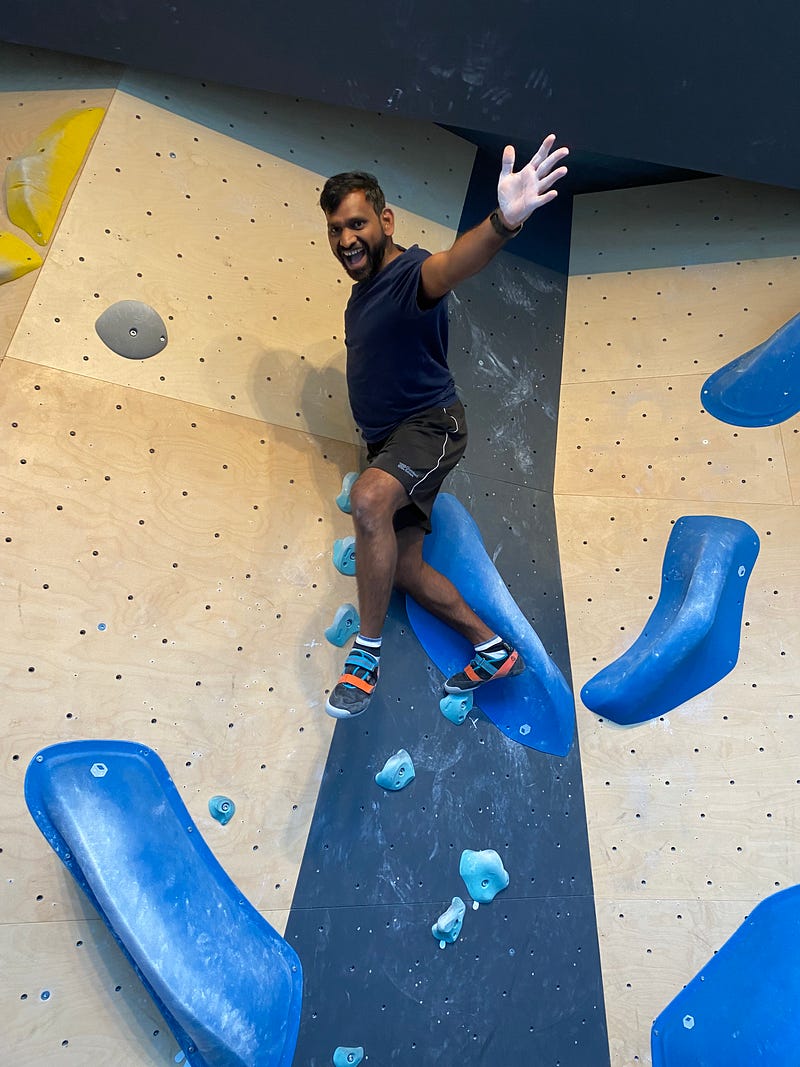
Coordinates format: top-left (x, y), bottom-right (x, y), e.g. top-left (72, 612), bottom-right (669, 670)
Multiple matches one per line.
top-left (344, 245), bottom-right (457, 443)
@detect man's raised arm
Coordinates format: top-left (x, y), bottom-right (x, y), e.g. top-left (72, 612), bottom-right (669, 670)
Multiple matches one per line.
top-left (419, 133), bottom-right (569, 302)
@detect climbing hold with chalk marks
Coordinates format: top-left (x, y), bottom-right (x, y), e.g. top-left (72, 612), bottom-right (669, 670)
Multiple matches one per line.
top-left (336, 471), bottom-right (358, 514)
top-left (325, 603), bottom-right (360, 646)
top-left (332, 536), bottom-right (356, 576)
top-left (0, 231), bottom-right (42, 285)
top-left (701, 310), bottom-right (800, 427)
top-left (5, 107), bottom-right (105, 245)
top-left (374, 750), bottom-right (415, 791)
top-left (95, 300), bottom-right (168, 360)
top-left (208, 795), bottom-right (236, 825)
top-left (333, 1047), bottom-right (364, 1066)
top-left (439, 691), bottom-right (473, 725)
top-left (459, 848), bottom-right (509, 907)
top-left (581, 515), bottom-right (759, 724)
top-left (432, 896), bottom-right (466, 948)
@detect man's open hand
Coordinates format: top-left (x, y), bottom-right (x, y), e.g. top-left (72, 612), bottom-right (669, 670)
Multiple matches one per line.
top-left (497, 134), bottom-right (569, 229)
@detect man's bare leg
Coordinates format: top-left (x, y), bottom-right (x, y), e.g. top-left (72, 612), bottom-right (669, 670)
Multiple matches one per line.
top-left (349, 467), bottom-right (409, 637)
top-left (393, 526), bottom-right (493, 644)
top-left (325, 466), bottom-right (407, 718)
top-left (394, 525), bottom-right (526, 694)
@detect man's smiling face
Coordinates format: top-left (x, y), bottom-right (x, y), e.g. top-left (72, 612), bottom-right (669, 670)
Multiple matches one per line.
top-left (325, 190), bottom-right (394, 282)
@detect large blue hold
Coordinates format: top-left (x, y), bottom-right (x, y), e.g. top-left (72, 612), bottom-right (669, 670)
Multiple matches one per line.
top-left (652, 886), bottom-right (800, 1066)
top-left (24, 740), bottom-right (302, 1067)
top-left (701, 310), bottom-right (800, 426)
top-left (405, 493), bottom-right (574, 756)
top-left (581, 515), bottom-right (759, 725)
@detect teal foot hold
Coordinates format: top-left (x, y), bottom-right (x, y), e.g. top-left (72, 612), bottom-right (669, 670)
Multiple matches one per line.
top-left (333, 1047), bottom-right (364, 1066)
top-left (375, 749), bottom-right (415, 791)
top-left (325, 603), bottom-right (360, 646)
top-left (459, 848), bottom-right (509, 907)
top-left (332, 536), bottom-right (356, 576)
top-left (208, 795), bottom-right (235, 825)
top-left (432, 896), bottom-right (466, 948)
top-left (336, 471), bottom-right (358, 513)
top-left (439, 691), bottom-right (473, 725)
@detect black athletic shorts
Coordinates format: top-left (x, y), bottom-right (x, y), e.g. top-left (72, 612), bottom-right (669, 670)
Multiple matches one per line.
top-left (366, 399), bottom-right (467, 533)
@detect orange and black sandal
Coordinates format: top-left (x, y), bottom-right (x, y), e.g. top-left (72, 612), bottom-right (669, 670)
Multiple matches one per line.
top-left (325, 647), bottom-right (380, 718)
top-left (444, 640), bottom-right (525, 694)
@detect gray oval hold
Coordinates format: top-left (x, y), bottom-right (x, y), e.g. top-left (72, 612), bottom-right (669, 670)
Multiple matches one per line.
top-left (95, 300), bottom-right (168, 359)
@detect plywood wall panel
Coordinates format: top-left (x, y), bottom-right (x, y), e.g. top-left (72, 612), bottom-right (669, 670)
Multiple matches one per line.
top-left (563, 254), bottom-right (800, 386)
top-left (568, 177), bottom-right (800, 277)
top-left (557, 373), bottom-right (792, 504)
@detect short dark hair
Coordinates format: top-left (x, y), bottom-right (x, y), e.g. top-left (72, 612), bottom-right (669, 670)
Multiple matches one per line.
top-left (319, 171), bottom-right (386, 217)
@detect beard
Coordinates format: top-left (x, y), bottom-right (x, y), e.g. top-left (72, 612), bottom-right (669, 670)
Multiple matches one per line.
top-left (339, 231), bottom-right (388, 282)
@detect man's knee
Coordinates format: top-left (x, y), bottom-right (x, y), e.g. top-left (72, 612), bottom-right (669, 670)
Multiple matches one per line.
top-left (350, 471), bottom-right (405, 534)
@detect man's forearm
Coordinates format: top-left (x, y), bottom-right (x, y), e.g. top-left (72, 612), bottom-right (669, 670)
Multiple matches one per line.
top-left (419, 211), bottom-right (520, 301)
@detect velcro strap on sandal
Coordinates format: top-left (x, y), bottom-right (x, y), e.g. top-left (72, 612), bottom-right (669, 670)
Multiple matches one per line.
top-left (466, 649), bottom-right (518, 682)
top-left (490, 649), bottom-right (518, 679)
top-left (338, 672), bottom-right (375, 694)
top-left (338, 647), bottom-right (379, 692)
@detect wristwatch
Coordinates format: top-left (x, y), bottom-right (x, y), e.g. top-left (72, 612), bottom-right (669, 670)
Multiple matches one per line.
top-left (489, 208), bottom-right (523, 239)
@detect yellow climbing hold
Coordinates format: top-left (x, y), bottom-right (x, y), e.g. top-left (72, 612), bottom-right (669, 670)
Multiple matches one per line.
top-left (5, 107), bottom-right (105, 245)
top-left (0, 231), bottom-right (43, 285)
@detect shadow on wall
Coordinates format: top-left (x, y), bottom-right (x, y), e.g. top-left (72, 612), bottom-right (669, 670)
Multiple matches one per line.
top-left (249, 345), bottom-right (358, 451)
top-left (247, 344), bottom-right (364, 737)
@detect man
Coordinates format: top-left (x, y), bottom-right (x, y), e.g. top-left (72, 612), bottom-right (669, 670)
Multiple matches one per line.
top-left (321, 134), bottom-right (569, 718)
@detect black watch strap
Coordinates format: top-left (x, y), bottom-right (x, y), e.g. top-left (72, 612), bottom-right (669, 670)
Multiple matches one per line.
top-left (489, 208), bottom-right (523, 239)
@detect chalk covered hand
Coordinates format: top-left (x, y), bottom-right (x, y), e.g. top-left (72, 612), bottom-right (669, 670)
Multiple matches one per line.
top-left (496, 134), bottom-right (569, 229)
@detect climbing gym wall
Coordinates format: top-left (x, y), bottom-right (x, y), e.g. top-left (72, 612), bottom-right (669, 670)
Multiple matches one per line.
top-left (0, 42), bottom-right (488, 1063)
top-left (556, 176), bottom-right (800, 1064)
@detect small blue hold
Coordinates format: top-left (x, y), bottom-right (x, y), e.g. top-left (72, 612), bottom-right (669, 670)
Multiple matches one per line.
top-left (97, 622), bottom-right (107, 632)
top-left (439, 691), bottom-right (473, 725)
top-left (432, 896), bottom-right (466, 947)
top-left (333, 1047), bottom-right (364, 1066)
top-left (336, 471), bottom-right (359, 514)
top-left (325, 603), bottom-right (360, 646)
top-left (208, 795), bottom-right (235, 825)
top-left (459, 848), bottom-right (509, 906)
top-left (332, 536), bottom-right (356, 576)
top-left (375, 749), bottom-right (415, 791)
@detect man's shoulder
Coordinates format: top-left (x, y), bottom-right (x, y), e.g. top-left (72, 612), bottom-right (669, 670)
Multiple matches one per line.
top-left (384, 244), bottom-right (430, 281)
top-left (389, 244), bottom-right (430, 265)
top-left (401, 243), bottom-right (430, 261)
